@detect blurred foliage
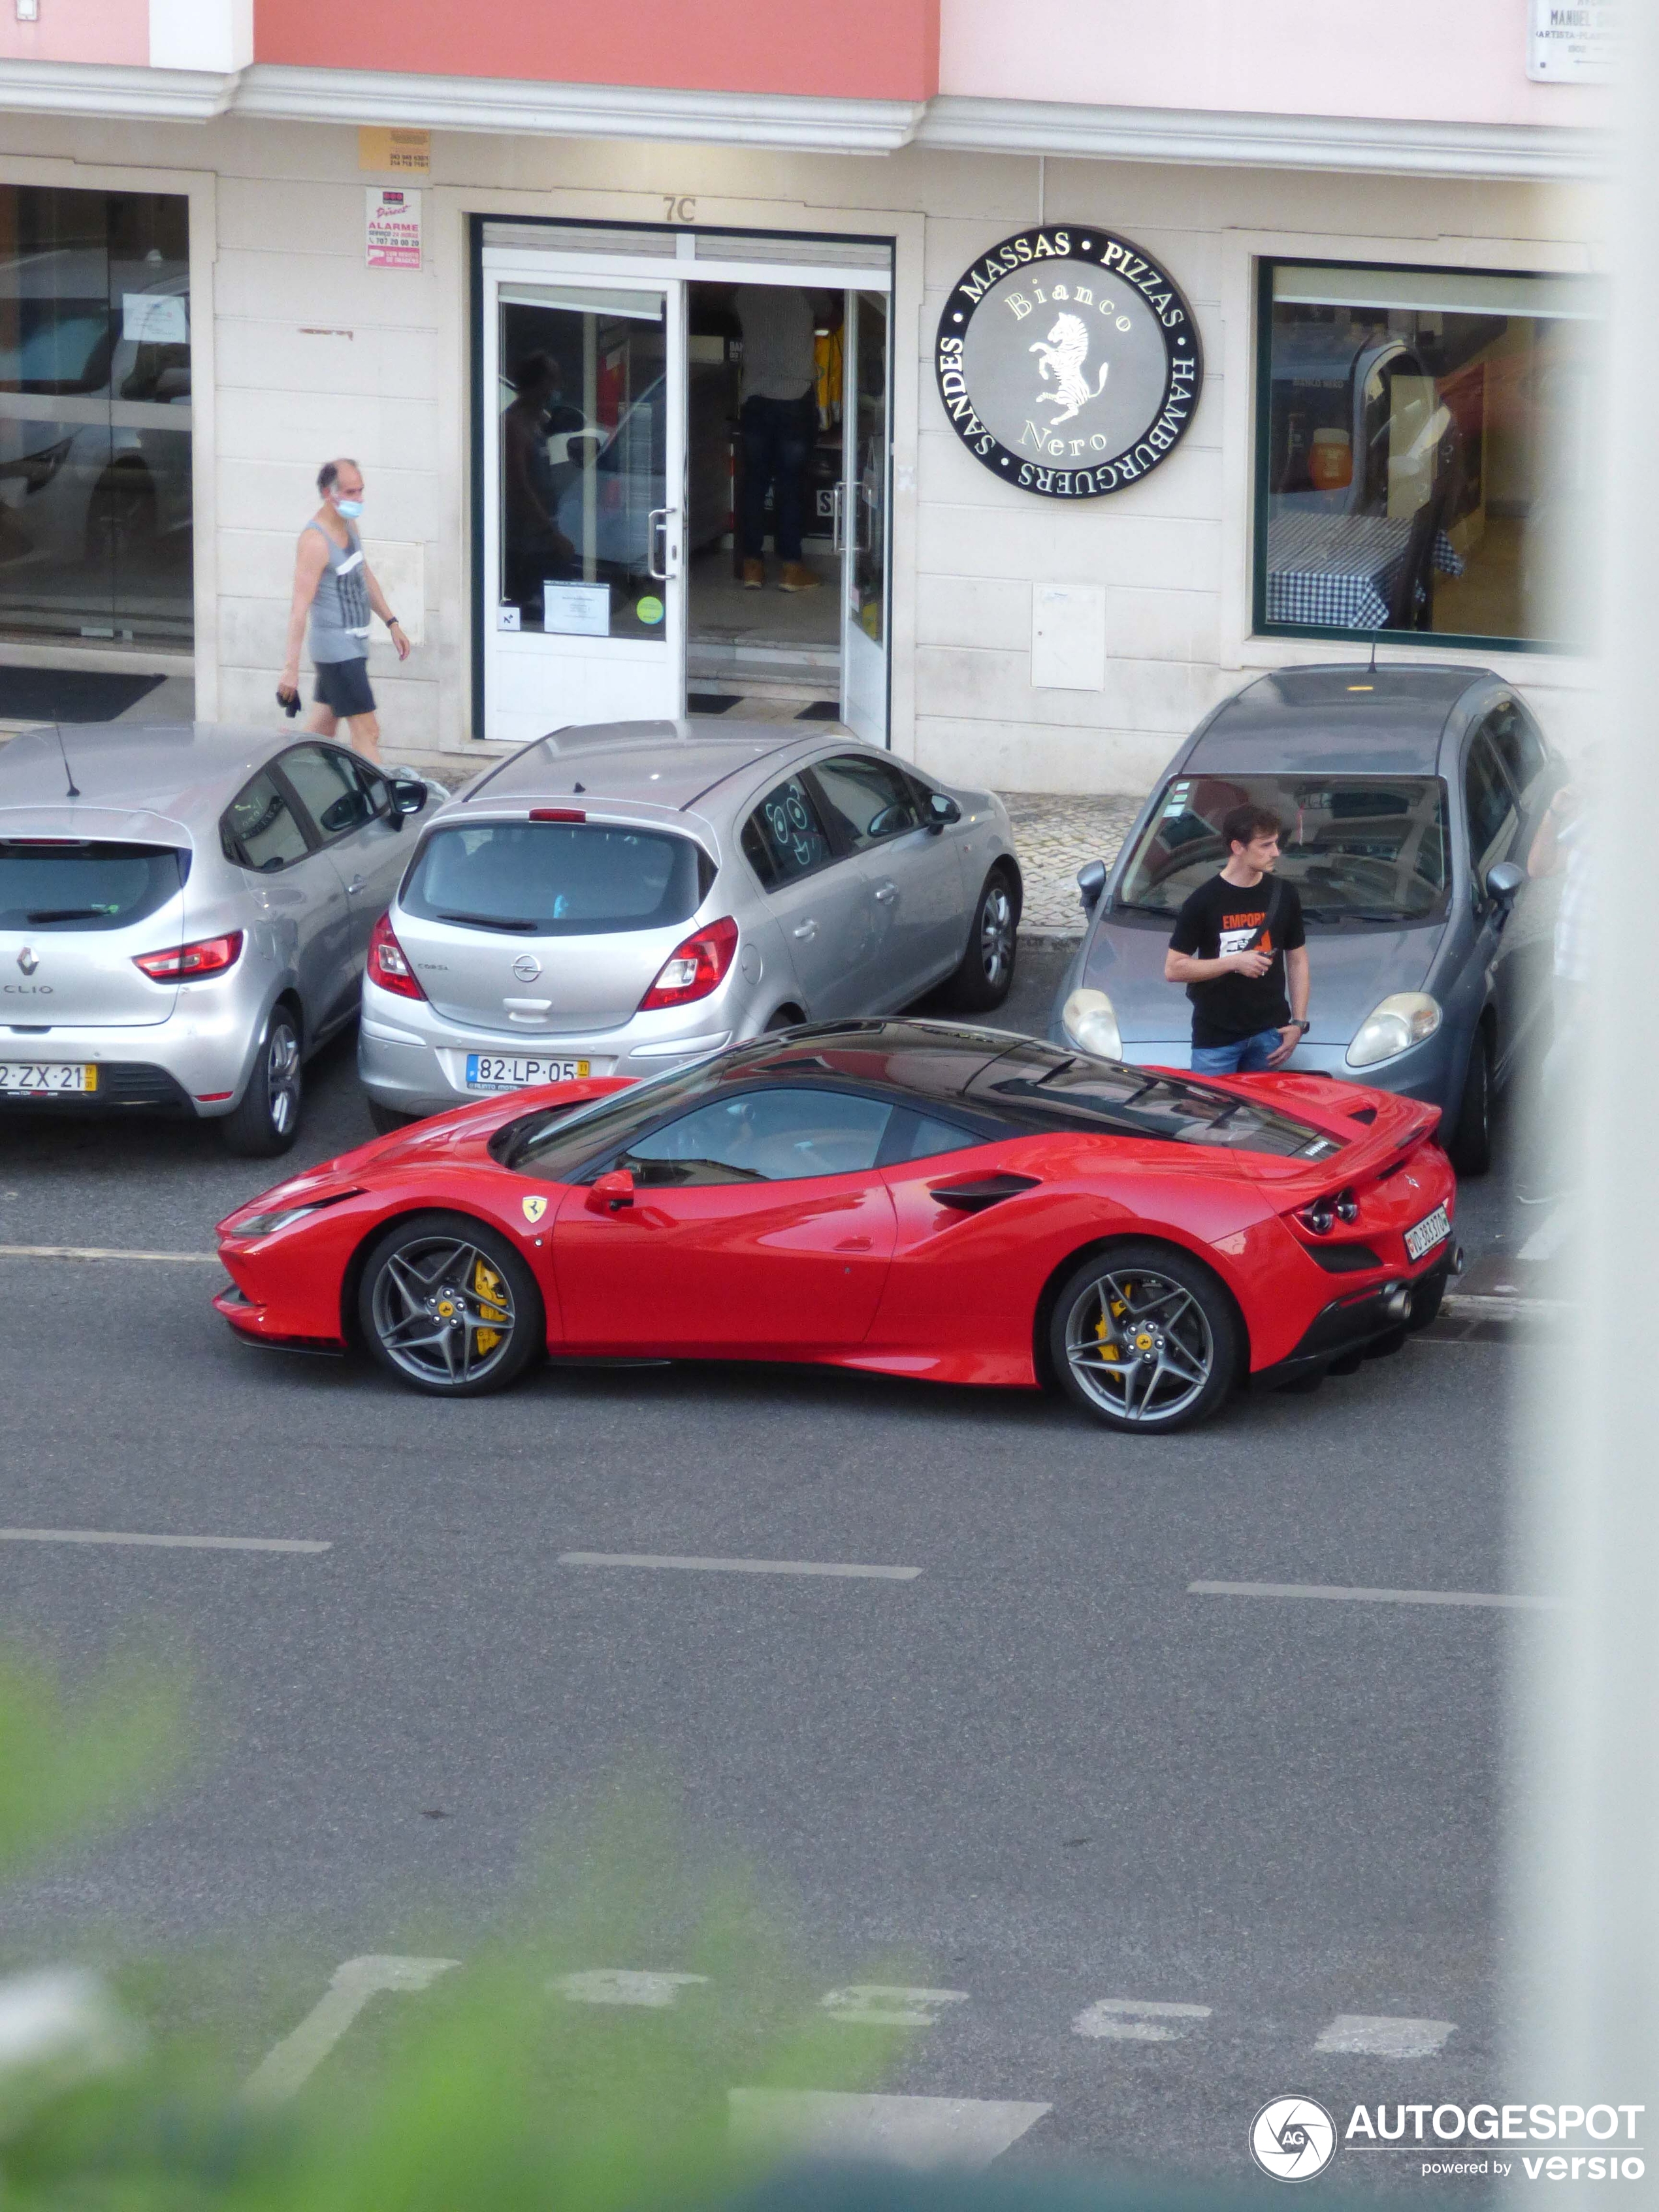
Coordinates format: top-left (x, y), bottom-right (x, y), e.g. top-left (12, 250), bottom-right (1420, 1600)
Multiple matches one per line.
top-left (0, 1639), bottom-right (188, 1875)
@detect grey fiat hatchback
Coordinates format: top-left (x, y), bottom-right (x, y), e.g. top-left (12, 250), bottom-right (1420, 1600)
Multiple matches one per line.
top-left (1049, 664), bottom-right (1565, 1173)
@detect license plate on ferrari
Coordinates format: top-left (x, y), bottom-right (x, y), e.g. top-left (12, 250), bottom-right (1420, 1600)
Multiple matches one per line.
top-left (466, 1053), bottom-right (590, 1091)
top-left (0, 1061), bottom-right (97, 1095)
top-left (1405, 1203), bottom-right (1451, 1262)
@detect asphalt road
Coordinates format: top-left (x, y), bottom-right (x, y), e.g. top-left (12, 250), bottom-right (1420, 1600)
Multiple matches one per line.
top-left (0, 938), bottom-right (1527, 2195)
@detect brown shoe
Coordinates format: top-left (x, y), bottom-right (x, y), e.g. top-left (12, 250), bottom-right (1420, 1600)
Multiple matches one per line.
top-left (741, 559), bottom-right (764, 589)
top-left (779, 562), bottom-right (822, 592)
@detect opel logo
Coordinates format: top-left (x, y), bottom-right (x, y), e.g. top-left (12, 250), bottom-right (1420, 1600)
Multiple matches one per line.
top-left (16, 948), bottom-right (37, 976)
top-left (511, 952), bottom-right (542, 984)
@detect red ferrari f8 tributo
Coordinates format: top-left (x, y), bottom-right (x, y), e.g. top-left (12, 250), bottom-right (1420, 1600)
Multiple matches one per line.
top-left (214, 1021), bottom-right (1460, 1432)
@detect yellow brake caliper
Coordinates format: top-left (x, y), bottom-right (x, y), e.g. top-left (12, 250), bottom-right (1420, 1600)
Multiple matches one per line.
top-left (472, 1258), bottom-right (508, 1355)
top-left (1095, 1282), bottom-right (1130, 1363)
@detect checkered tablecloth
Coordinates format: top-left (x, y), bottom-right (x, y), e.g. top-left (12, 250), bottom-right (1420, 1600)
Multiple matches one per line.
top-left (1266, 511), bottom-right (1465, 630)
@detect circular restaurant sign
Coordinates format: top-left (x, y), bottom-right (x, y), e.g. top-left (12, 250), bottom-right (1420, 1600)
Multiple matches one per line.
top-left (936, 225), bottom-right (1202, 498)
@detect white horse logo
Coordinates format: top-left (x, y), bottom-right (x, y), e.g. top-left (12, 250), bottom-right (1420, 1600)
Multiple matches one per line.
top-left (1030, 313), bottom-right (1108, 426)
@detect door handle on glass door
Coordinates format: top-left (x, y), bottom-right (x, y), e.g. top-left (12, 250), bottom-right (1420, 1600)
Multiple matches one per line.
top-left (792, 921), bottom-right (817, 940)
top-left (647, 507), bottom-right (679, 583)
top-left (830, 483), bottom-right (847, 554)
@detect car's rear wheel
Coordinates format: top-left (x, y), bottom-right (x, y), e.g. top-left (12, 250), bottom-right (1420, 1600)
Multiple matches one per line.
top-left (220, 1010), bottom-right (302, 1157)
top-left (1448, 1031), bottom-right (1492, 1176)
top-left (942, 868), bottom-right (1018, 1012)
top-left (1050, 1242), bottom-right (1242, 1434)
top-left (358, 1211), bottom-right (543, 1396)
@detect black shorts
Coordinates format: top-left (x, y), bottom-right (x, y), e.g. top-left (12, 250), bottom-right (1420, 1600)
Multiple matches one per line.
top-left (314, 657), bottom-right (376, 718)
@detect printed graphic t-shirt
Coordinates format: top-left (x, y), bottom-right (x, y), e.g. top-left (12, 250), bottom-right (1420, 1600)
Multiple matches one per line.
top-left (1168, 871), bottom-right (1306, 1046)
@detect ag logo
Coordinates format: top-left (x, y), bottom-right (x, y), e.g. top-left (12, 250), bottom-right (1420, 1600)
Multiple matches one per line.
top-left (521, 1195), bottom-right (548, 1225)
top-left (1249, 2096), bottom-right (1338, 2184)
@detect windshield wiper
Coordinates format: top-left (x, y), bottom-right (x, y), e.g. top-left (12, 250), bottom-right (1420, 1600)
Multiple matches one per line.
top-left (436, 909), bottom-right (539, 934)
top-left (25, 906), bottom-right (111, 922)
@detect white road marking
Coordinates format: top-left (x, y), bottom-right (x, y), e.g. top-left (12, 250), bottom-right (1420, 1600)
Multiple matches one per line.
top-left (820, 1985), bottom-right (969, 2028)
top-left (1072, 1996), bottom-right (1212, 2042)
top-left (0, 1527), bottom-right (330, 1554)
top-left (729, 2089), bottom-right (1051, 2170)
top-left (553, 1970), bottom-right (709, 2008)
top-left (558, 1552), bottom-right (920, 1581)
top-left (1442, 1290), bottom-right (1558, 1319)
top-left (0, 1243), bottom-right (220, 1264)
top-left (1189, 1579), bottom-right (1557, 1610)
top-left (1314, 2013), bottom-right (1457, 2058)
top-left (242, 1955), bottom-right (459, 2104)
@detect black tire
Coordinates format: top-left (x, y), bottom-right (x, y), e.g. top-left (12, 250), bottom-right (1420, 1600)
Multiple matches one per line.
top-left (1448, 1031), bottom-right (1492, 1176)
top-left (357, 1210), bottom-right (543, 1396)
top-left (942, 868), bottom-right (1018, 1013)
top-left (220, 1008), bottom-right (302, 1157)
top-left (764, 1005), bottom-right (805, 1034)
top-left (1049, 1240), bottom-right (1243, 1434)
top-left (368, 1100), bottom-right (416, 1137)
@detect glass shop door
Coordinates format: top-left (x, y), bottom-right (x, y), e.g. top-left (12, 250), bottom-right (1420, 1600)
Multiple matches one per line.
top-left (839, 287), bottom-right (890, 746)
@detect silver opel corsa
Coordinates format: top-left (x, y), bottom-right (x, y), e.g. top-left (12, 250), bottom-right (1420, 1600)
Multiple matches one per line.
top-left (0, 722), bottom-right (443, 1154)
top-left (359, 720), bottom-right (1022, 1126)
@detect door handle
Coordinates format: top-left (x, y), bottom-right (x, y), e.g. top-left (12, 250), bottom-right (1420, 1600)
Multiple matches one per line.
top-left (873, 883), bottom-right (897, 905)
top-left (831, 483), bottom-right (847, 554)
top-left (792, 920), bottom-right (817, 940)
top-left (346, 874), bottom-right (368, 895)
top-left (647, 507), bottom-right (679, 584)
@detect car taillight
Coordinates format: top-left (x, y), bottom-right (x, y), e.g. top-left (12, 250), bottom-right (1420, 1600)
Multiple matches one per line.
top-left (1295, 1186), bottom-right (1359, 1237)
top-left (133, 930), bottom-right (243, 982)
top-left (368, 910), bottom-right (425, 1001)
top-left (638, 915), bottom-right (738, 1011)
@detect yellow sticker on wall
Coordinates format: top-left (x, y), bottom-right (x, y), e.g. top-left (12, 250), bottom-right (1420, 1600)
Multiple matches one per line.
top-left (521, 1195), bottom-right (548, 1225)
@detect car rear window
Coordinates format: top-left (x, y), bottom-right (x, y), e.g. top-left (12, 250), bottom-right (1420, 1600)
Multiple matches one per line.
top-left (968, 1048), bottom-right (1344, 1159)
top-left (400, 822), bottom-right (711, 937)
top-left (0, 839), bottom-right (186, 931)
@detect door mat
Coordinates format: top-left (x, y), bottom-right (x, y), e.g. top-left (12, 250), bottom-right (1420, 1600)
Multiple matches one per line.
top-left (0, 667), bottom-right (168, 722)
top-left (794, 699), bottom-right (842, 720)
top-left (687, 691), bottom-right (743, 715)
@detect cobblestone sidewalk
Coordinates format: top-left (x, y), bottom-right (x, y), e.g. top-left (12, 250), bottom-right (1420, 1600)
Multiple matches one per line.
top-left (999, 790), bottom-right (1144, 937)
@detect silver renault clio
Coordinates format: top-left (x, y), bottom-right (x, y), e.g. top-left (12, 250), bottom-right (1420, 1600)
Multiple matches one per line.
top-left (0, 722), bottom-right (443, 1154)
top-left (358, 720), bottom-right (1021, 1127)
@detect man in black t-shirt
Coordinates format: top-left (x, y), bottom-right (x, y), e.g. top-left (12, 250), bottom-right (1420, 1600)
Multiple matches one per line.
top-left (1165, 804), bottom-right (1310, 1075)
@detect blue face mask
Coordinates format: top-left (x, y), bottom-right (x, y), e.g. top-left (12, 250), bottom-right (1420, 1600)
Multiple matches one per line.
top-left (334, 497), bottom-right (364, 519)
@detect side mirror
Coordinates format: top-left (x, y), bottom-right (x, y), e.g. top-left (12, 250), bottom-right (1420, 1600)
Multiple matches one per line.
top-left (391, 777), bottom-right (428, 821)
top-left (591, 1168), bottom-right (635, 1211)
top-left (1076, 859), bottom-right (1108, 911)
top-left (927, 792), bottom-right (961, 833)
top-left (1485, 859), bottom-right (1525, 906)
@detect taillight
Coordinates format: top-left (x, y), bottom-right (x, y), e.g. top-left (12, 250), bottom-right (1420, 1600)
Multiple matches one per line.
top-left (133, 930), bottom-right (243, 982)
top-left (368, 910), bottom-right (425, 1001)
top-left (638, 915), bottom-right (738, 1011)
top-left (1295, 1186), bottom-right (1359, 1237)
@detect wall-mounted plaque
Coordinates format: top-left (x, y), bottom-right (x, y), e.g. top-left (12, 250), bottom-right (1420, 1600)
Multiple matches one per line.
top-left (935, 226), bottom-right (1202, 499)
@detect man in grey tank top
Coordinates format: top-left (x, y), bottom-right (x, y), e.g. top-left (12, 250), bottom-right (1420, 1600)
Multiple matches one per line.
top-left (278, 458), bottom-right (410, 765)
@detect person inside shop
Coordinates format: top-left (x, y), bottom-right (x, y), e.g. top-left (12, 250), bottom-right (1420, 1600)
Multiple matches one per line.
top-left (735, 284), bottom-right (821, 594)
top-left (1164, 804), bottom-right (1311, 1075)
top-left (502, 352), bottom-right (580, 611)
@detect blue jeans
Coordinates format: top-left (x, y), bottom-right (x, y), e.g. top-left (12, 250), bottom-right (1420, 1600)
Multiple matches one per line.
top-left (740, 393), bottom-right (816, 561)
top-left (1191, 1028), bottom-right (1285, 1076)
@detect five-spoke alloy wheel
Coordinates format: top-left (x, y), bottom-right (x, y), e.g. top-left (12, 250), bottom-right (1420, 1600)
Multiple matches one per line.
top-left (358, 1211), bottom-right (543, 1396)
top-left (1050, 1242), bottom-right (1242, 1433)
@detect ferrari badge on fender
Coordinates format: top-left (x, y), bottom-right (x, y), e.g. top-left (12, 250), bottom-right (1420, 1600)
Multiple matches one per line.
top-left (521, 1195), bottom-right (547, 1224)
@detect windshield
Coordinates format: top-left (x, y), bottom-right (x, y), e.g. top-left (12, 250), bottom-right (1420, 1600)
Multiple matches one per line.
top-left (401, 821), bottom-right (710, 937)
top-left (0, 839), bottom-right (185, 931)
top-left (1117, 774), bottom-right (1450, 923)
top-left (968, 1048), bottom-right (1345, 1159)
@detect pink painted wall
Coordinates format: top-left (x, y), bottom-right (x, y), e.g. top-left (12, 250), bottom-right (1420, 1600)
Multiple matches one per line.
top-left (0, 0), bottom-right (146, 65)
top-left (941, 0), bottom-right (1603, 127)
top-left (255, 0), bottom-right (941, 101)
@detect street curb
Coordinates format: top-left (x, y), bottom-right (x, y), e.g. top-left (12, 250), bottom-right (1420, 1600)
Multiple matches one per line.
top-left (1442, 1291), bottom-right (1562, 1321)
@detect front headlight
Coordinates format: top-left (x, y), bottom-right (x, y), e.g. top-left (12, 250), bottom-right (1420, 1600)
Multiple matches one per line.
top-left (1345, 992), bottom-right (1442, 1068)
top-left (1061, 987), bottom-right (1122, 1061)
top-left (229, 1190), bottom-right (359, 1238)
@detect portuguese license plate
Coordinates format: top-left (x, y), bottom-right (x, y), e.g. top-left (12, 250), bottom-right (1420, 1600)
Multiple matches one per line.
top-left (0, 1061), bottom-right (97, 1095)
top-left (1404, 1203), bottom-right (1451, 1262)
top-left (466, 1053), bottom-right (590, 1091)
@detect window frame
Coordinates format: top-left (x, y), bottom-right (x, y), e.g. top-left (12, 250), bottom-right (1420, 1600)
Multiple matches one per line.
top-left (806, 751), bottom-right (926, 852)
top-left (1251, 254), bottom-right (1591, 658)
top-left (739, 769), bottom-right (845, 895)
top-left (220, 764), bottom-right (319, 875)
top-left (276, 741), bottom-right (385, 848)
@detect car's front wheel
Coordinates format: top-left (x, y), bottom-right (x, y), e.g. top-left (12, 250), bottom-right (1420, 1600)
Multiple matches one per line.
top-left (1050, 1242), bottom-right (1242, 1434)
top-left (220, 1010), bottom-right (302, 1157)
top-left (357, 1211), bottom-right (543, 1396)
top-left (943, 868), bottom-right (1018, 1012)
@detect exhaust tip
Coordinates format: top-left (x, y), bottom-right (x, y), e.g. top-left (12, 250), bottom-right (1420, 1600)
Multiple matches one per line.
top-left (1449, 1242), bottom-right (1466, 1279)
top-left (1382, 1281), bottom-right (1413, 1323)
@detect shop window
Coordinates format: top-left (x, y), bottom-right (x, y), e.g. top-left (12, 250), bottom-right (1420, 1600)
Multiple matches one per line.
top-left (1253, 261), bottom-right (1601, 652)
top-left (0, 185), bottom-right (192, 647)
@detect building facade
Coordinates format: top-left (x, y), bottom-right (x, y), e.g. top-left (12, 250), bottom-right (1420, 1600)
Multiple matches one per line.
top-left (0, 0), bottom-right (1607, 787)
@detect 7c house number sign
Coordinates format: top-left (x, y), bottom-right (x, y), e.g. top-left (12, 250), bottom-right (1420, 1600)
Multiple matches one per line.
top-left (936, 226), bottom-right (1202, 498)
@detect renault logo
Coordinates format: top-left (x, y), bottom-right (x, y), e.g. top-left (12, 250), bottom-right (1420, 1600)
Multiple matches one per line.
top-left (16, 948), bottom-right (37, 976)
top-left (511, 952), bottom-right (542, 983)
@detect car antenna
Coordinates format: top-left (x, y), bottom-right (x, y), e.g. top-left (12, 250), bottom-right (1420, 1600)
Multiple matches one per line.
top-left (52, 713), bottom-right (80, 799)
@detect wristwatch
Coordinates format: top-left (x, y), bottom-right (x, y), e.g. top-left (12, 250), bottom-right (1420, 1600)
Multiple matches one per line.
top-left (1291, 1018), bottom-right (1311, 1034)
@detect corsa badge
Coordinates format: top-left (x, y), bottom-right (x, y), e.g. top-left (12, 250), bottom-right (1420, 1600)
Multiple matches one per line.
top-left (521, 1195), bottom-right (548, 1225)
